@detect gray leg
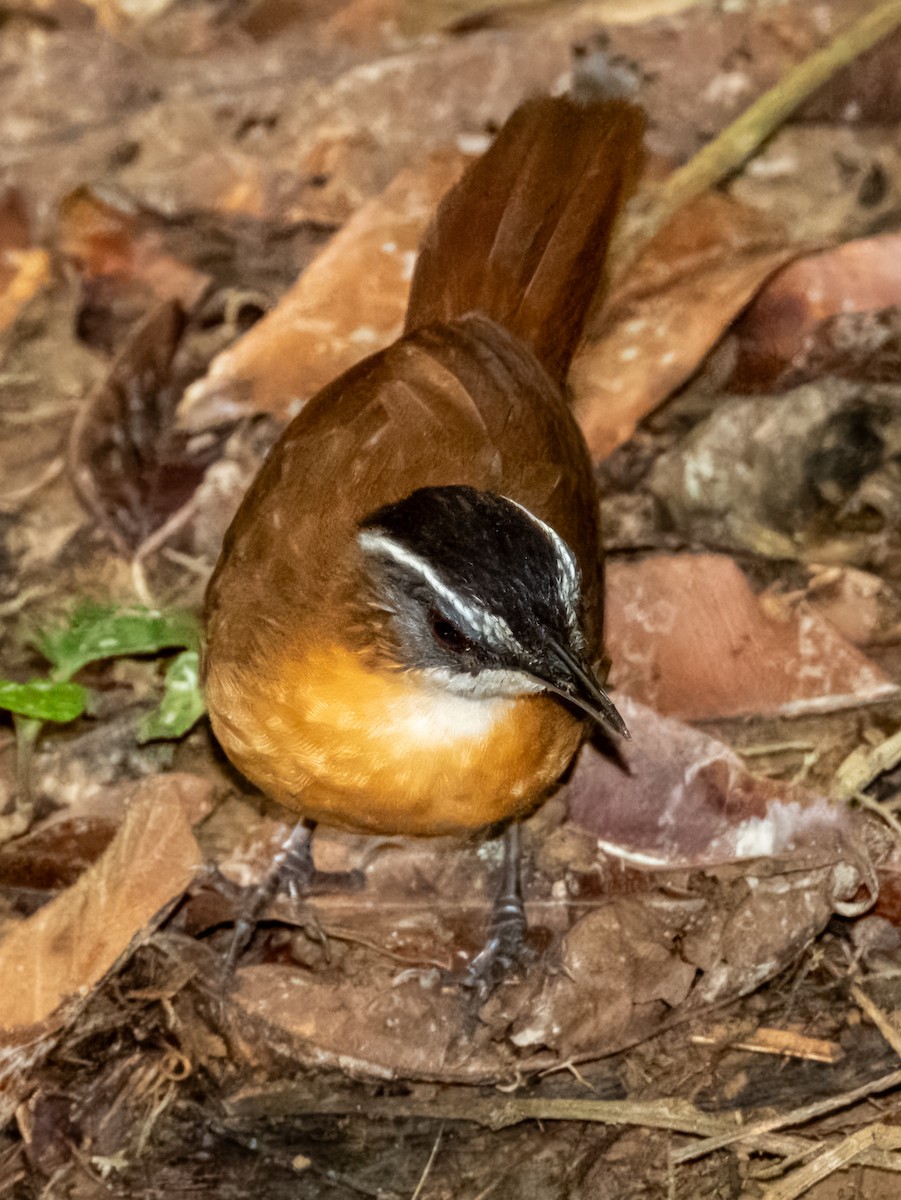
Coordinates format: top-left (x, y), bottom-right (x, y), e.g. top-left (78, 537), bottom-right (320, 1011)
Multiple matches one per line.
top-left (222, 821), bottom-right (314, 977)
top-left (222, 820), bottom-right (363, 978)
top-left (462, 823), bottom-right (537, 998)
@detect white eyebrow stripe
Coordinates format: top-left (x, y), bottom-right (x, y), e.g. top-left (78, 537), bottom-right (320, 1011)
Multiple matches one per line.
top-left (358, 529), bottom-right (517, 645)
top-left (504, 497), bottom-right (581, 626)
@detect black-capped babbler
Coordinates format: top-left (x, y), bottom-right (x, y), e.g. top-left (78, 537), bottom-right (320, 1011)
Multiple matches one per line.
top-left (203, 93), bottom-right (644, 992)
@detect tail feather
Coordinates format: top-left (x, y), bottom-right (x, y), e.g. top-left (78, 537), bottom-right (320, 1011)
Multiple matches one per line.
top-left (404, 95), bottom-right (645, 384)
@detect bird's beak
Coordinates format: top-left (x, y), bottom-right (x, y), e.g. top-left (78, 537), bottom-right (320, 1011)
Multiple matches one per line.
top-left (536, 638), bottom-right (630, 740)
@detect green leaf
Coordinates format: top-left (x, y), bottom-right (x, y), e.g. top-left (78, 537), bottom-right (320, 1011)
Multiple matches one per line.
top-left (34, 604), bottom-right (201, 680)
top-left (0, 678), bottom-right (88, 722)
top-left (138, 650), bottom-right (205, 743)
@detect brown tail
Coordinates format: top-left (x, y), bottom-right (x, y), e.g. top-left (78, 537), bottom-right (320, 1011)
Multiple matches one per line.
top-left (404, 95), bottom-right (645, 384)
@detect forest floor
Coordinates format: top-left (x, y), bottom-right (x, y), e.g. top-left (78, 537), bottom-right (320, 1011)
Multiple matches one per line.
top-left (4, 0), bottom-right (901, 1196)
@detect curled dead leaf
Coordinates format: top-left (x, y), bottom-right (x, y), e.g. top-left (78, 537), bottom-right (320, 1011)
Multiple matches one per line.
top-left (68, 300), bottom-right (219, 555)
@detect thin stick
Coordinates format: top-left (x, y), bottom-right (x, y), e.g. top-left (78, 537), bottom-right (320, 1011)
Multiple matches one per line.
top-left (226, 1089), bottom-right (813, 1156)
top-left (410, 1124), bottom-right (444, 1200)
top-left (672, 1068), bottom-right (901, 1164)
top-left (832, 729), bottom-right (901, 802)
top-left (609, 0), bottom-right (901, 272)
top-left (763, 1124), bottom-right (901, 1200)
top-left (850, 984), bottom-right (901, 1061)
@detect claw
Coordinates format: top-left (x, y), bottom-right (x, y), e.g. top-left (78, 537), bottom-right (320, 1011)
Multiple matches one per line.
top-left (462, 897), bottom-right (537, 999)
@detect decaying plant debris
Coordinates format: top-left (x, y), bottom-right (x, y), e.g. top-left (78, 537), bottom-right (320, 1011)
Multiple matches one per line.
top-left (4, 1), bottom-right (901, 1197)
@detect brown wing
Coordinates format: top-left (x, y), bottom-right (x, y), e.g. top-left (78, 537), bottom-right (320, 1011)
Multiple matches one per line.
top-left (205, 315), bottom-right (603, 670)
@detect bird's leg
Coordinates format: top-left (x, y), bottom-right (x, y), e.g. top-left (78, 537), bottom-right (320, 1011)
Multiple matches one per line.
top-left (462, 823), bottom-right (537, 998)
top-left (222, 820), bottom-right (362, 977)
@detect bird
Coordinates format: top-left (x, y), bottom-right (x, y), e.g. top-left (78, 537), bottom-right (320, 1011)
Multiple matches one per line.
top-left (203, 91), bottom-right (645, 992)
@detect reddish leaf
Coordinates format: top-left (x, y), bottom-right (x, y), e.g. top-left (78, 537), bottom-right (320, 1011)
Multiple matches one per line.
top-left (571, 193), bottom-right (801, 463)
top-left (729, 235), bottom-right (901, 390)
top-left (605, 553), bottom-right (897, 722)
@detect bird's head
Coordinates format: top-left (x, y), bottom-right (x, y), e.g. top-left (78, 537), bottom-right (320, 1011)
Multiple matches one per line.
top-left (354, 485), bottom-right (627, 739)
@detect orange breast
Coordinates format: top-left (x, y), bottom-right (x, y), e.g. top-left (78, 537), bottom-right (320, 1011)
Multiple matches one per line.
top-left (206, 642), bottom-right (584, 837)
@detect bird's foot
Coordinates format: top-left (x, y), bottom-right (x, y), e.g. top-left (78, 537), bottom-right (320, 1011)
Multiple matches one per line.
top-left (460, 894), bottom-right (538, 1000)
top-left (222, 823), bottom-right (363, 980)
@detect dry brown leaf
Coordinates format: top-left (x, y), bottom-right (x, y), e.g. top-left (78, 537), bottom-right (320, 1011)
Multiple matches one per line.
top-left (729, 235), bottom-right (901, 390)
top-left (0, 773), bottom-right (208, 1041)
top-left (178, 150), bottom-right (468, 429)
top-left (68, 300), bottom-right (222, 555)
top-left (571, 192), bottom-right (800, 462)
top-left (0, 250), bottom-right (50, 339)
top-left (796, 566), bottom-right (901, 648)
top-left (646, 377), bottom-right (901, 564)
top-left (605, 553), bottom-right (898, 722)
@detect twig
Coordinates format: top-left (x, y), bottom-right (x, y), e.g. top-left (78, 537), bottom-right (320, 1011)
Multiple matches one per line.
top-left (226, 1088), bottom-right (815, 1158)
top-left (410, 1125), bottom-right (444, 1200)
top-left (671, 1068), bottom-right (901, 1164)
top-left (832, 729), bottom-right (901, 803)
top-left (850, 984), bottom-right (901, 1061)
top-left (762, 1124), bottom-right (901, 1200)
top-left (609, 0), bottom-right (901, 272)
top-left (0, 455), bottom-right (64, 512)
top-left (738, 742), bottom-right (816, 759)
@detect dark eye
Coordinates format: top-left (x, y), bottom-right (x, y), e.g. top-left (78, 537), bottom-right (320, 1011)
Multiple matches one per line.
top-left (429, 609), bottom-right (472, 653)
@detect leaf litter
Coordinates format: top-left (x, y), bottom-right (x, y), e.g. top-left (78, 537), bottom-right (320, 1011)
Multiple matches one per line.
top-left (3, 1), bottom-right (901, 1197)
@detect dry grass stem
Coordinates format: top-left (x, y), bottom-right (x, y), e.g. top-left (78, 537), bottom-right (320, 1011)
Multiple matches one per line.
top-left (762, 1124), bottom-right (901, 1200)
top-left (850, 984), bottom-right (901, 1061)
top-left (671, 1068), bottom-right (901, 1164)
top-left (610, 0), bottom-right (901, 272)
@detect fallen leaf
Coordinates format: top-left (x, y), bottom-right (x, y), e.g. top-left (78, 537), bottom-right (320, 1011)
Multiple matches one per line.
top-left (796, 566), bottom-right (901, 648)
top-left (570, 192), bottom-right (800, 462)
top-left (178, 150), bottom-right (468, 428)
top-left (729, 235), bottom-right (901, 390)
top-left (218, 702), bottom-right (878, 1082)
top-left (730, 123), bottom-right (901, 250)
top-left (567, 697), bottom-right (869, 870)
top-left (0, 187), bottom-right (49, 336)
top-left (68, 300), bottom-right (218, 554)
top-left (57, 187), bottom-right (211, 352)
top-left (646, 377), bottom-right (901, 563)
top-left (0, 250), bottom-right (51, 339)
top-left (605, 553), bottom-right (898, 721)
top-left (0, 772), bottom-right (207, 1044)
top-left (0, 789), bottom-right (125, 900)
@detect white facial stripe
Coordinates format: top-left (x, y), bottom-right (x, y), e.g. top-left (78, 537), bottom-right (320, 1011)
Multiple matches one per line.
top-left (358, 530), bottom-right (517, 647)
top-left (504, 498), bottom-right (581, 630)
